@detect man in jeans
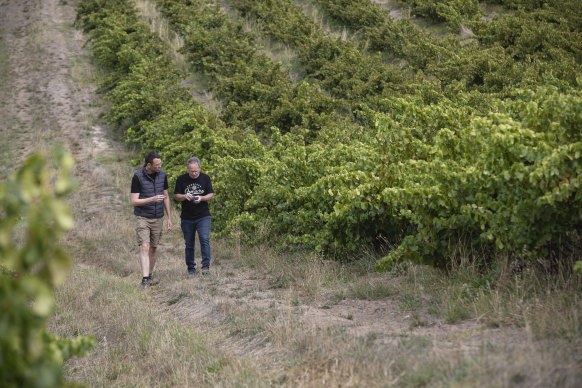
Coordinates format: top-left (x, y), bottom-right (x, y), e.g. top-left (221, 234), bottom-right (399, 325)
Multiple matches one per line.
top-left (130, 151), bottom-right (173, 289)
top-left (174, 157), bottom-right (215, 275)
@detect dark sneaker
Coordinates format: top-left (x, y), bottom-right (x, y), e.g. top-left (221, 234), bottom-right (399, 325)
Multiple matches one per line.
top-left (188, 270), bottom-right (197, 276)
top-left (147, 278), bottom-right (160, 286)
top-left (201, 267), bottom-right (210, 275)
top-left (141, 279), bottom-right (150, 290)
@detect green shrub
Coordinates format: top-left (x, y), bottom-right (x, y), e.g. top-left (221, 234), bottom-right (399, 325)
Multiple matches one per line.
top-left (377, 87), bottom-right (582, 270)
top-left (0, 148), bottom-right (95, 387)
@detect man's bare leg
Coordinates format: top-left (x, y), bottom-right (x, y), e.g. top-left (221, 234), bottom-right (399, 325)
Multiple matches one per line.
top-left (139, 242), bottom-right (151, 277)
top-left (148, 246), bottom-right (157, 276)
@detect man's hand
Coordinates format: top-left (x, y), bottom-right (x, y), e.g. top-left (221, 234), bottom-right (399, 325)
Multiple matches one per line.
top-left (167, 218), bottom-right (173, 232)
top-left (152, 194), bottom-right (166, 202)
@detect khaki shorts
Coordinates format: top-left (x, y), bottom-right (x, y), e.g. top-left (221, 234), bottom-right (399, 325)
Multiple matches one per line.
top-left (135, 216), bottom-right (164, 247)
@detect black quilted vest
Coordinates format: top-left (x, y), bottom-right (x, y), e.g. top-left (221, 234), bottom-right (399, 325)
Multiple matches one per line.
top-left (133, 167), bottom-right (166, 219)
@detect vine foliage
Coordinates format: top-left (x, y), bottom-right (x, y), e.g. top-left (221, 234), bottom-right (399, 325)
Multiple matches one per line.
top-left (0, 147), bottom-right (95, 387)
top-left (76, 0), bottom-right (582, 271)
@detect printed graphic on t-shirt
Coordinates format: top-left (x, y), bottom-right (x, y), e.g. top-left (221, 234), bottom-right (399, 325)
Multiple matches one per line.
top-left (186, 183), bottom-right (204, 196)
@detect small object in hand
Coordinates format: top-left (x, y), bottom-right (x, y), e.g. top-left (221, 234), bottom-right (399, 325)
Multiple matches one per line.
top-left (193, 196), bottom-right (200, 201)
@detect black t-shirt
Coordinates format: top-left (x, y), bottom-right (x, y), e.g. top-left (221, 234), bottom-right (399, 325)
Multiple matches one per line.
top-left (174, 172), bottom-right (214, 220)
top-left (131, 172), bottom-right (169, 193)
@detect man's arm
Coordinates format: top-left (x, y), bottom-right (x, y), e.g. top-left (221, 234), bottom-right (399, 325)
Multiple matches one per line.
top-left (173, 177), bottom-right (186, 202)
top-left (174, 193), bottom-right (189, 202)
top-left (130, 192), bottom-right (166, 206)
top-left (200, 193), bottom-right (214, 202)
top-left (163, 189), bottom-right (173, 231)
top-left (195, 193), bottom-right (214, 203)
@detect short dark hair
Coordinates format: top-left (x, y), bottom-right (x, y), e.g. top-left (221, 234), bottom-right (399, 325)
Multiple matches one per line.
top-left (144, 151), bottom-right (161, 166)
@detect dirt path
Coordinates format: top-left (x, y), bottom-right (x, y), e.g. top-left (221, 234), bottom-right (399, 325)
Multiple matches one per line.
top-left (1, 0), bottom-right (94, 164)
top-left (3, 1), bottom-right (566, 386)
top-left (0, 0), bottom-right (126, 218)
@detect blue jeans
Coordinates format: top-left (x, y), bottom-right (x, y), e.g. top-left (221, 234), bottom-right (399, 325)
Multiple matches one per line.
top-left (181, 216), bottom-right (211, 272)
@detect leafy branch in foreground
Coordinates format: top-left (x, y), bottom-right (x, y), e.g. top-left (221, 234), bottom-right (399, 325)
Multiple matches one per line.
top-left (0, 147), bottom-right (95, 388)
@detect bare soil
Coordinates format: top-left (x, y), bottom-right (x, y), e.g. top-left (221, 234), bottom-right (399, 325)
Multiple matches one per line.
top-left (1, 0), bottom-right (95, 166)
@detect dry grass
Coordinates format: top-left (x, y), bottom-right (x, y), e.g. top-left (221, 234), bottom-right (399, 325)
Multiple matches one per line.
top-left (0, 35), bottom-right (13, 179)
top-left (216, 0), bottom-right (305, 80)
top-left (0, 22), bottom-right (57, 176)
top-left (133, 0), bottom-right (224, 114)
top-left (134, 0), bottom-right (186, 72)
